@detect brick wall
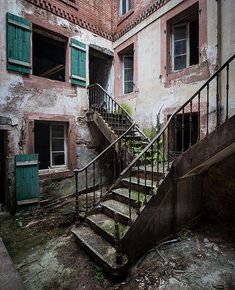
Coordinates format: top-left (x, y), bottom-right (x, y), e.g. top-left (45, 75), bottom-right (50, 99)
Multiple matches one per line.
top-left (25, 0), bottom-right (114, 39)
top-left (24, 0), bottom-right (171, 40)
top-left (113, 0), bottom-right (171, 40)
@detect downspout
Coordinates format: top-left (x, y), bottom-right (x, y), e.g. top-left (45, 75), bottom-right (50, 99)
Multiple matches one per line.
top-left (216, 0), bottom-right (222, 125)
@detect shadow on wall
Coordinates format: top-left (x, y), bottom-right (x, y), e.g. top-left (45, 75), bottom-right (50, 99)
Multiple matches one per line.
top-left (202, 153), bottom-right (235, 236)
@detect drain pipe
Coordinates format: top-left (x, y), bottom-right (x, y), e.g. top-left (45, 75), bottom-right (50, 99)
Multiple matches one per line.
top-left (216, 0), bottom-right (222, 125)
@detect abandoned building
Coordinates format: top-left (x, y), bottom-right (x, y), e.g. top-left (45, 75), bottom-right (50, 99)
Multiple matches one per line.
top-left (0, 0), bottom-right (235, 278)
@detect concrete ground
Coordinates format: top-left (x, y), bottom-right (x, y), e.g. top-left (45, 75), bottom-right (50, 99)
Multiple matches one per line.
top-left (0, 197), bottom-right (234, 290)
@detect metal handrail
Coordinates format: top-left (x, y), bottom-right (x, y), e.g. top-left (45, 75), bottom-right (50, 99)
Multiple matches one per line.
top-left (87, 83), bottom-right (149, 141)
top-left (120, 54), bottom-right (235, 178)
top-left (74, 122), bottom-right (136, 173)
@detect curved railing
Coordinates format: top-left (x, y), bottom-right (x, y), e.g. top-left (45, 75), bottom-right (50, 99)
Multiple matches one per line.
top-left (88, 83), bottom-right (149, 139)
top-left (110, 54), bottom-right (235, 220)
top-left (74, 83), bottom-right (150, 220)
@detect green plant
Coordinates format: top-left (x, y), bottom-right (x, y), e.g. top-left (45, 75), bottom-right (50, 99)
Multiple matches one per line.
top-left (91, 264), bottom-right (105, 286)
top-left (120, 102), bottom-right (133, 116)
top-left (143, 127), bottom-right (157, 140)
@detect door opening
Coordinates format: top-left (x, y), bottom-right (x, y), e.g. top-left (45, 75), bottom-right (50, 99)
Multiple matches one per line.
top-left (89, 46), bottom-right (113, 90)
top-left (0, 130), bottom-right (7, 205)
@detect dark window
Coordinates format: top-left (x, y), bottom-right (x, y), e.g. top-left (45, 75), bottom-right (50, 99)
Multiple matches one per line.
top-left (33, 28), bottom-right (67, 81)
top-left (170, 112), bottom-right (199, 154)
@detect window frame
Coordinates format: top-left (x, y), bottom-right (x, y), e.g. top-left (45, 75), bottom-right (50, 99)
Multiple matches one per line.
top-left (120, 0), bottom-right (130, 16)
top-left (171, 22), bottom-right (190, 72)
top-left (50, 123), bottom-right (68, 169)
top-left (122, 54), bottom-right (134, 95)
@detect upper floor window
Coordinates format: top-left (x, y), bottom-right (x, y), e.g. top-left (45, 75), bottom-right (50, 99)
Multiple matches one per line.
top-left (6, 13), bottom-right (86, 87)
top-left (170, 4), bottom-right (199, 72)
top-left (120, 0), bottom-right (131, 16)
top-left (123, 53), bottom-right (134, 94)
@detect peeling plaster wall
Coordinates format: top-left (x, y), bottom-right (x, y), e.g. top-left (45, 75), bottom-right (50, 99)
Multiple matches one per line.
top-left (0, 0), bottom-right (114, 208)
top-left (114, 0), bottom-right (235, 133)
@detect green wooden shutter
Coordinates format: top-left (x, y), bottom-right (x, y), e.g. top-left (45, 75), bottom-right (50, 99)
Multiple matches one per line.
top-left (7, 13), bottom-right (31, 74)
top-left (15, 154), bottom-right (39, 205)
top-left (71, 39), bottom-right (86, 87)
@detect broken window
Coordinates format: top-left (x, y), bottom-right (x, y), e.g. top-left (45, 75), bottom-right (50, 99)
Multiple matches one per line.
top-left (33, 27), bottom-right (67, 81)
top-left (120, 0), bottom-right (132, 16)
top-left (170, 4), bottom-right (199, 72)
top-left (123, 53), bottom-right (134, 94)
top-left (34, 122), bottom-right (67, 170)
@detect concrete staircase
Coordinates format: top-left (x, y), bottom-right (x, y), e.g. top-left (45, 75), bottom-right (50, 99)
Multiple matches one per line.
top-left (72, 55), bottom-right (235, 277)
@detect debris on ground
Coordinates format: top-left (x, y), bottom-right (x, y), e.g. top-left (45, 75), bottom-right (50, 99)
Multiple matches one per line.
top-left (0, 197), bottom-right (234, 290)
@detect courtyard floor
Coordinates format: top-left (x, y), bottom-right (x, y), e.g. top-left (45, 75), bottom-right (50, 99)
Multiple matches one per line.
top-left (0, 196), bottom-right (234, 290)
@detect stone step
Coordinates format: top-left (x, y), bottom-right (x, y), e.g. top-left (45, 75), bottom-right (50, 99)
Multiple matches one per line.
top-left (86, 213), bottom-right (129, 244)
top-left (121, 176), bottom-right (155, 193)
top-left (131, 167), bottom-right (164, 182)
top-left (112, 187), bottom-right (152, 207)
top-left (72, 226), bottom-right (128, 276)
top-left (100, 199), bottom-right (137, 224)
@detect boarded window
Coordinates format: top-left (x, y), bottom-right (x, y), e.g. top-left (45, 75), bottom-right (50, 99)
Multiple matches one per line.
top-left (6, 13), bottom-right (31, 74)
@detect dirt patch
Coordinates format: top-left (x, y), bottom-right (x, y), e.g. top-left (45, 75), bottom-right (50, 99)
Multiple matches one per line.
top-left (1, 198), bottom-right (235, 290)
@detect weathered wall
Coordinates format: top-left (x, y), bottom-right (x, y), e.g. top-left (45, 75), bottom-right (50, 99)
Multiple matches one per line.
top-left (0, 0), bottom-right (114, 208)
top-left (113, 0), bottom-right (235, 133)
top-left (24, 0), bottom-right (114, 39)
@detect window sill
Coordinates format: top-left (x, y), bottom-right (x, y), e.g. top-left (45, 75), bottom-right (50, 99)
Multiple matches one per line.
top-left (39, 168), bottom-right (74, 180)
top-left (163, 61), bottom-right (209, 87)
top-left (118, 9), bottom-right (134, 26)
top-left (22, 74), bottom-right (77, 91)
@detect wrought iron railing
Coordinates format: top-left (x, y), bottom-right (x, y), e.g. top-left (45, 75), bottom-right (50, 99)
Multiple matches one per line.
top-left (74, 84), bottom-right (149, 220)
top-left (88, 83), bottom-right (148, 138)
top-left (110, 54), bottom-right (235, 222)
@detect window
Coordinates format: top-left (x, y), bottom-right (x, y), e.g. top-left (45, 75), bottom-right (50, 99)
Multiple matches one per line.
top-left (123, 54), bottom-right (134, 94)
top-left (33, 27), bottom-right (67, 82)
top-left (170, 5), bottom-right (199, 72)
top-left (34, 122), bottom-right (67, 170)
top-left (120, 0), bottom-right (131, 16)
top-left (6, 13), bottom-right (87, 86)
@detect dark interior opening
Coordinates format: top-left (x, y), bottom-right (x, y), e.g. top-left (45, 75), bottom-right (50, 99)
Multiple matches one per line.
top-left (190, 18), bottom-right (199, 66)
top-left (34, 122), bottom-right (50, 170)
top-left (170, 112), bottom-right (199, 153)
top-left (89, 47), bottom-right (113, 90)
top-left (0, 131), bottom-right (6, 204)
top-left (33, 28), bottom-right (66, 82)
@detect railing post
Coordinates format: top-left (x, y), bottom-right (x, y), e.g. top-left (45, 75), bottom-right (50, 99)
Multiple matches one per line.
top-left (75, 170), bottom-right (80, 226)
top-left (114, 212), bottom-right (123, 265)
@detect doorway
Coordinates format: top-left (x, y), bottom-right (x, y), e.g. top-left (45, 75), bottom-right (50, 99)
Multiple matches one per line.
top-left (0, 130), bottom-right (7, 205)
top-left (89, 46), bottom-right (113, 90)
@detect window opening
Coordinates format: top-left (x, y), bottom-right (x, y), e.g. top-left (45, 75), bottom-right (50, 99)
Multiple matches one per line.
top-left (34, 122), bottom-right (67, 170)
top-left (123, 53), bottom-right (134, 94)
top-left (170, 4), bottom-right (199, 72)
top-left (173, 112), bottom-right (199, 153)
top-left (33, 28), bottom-right (67, 81)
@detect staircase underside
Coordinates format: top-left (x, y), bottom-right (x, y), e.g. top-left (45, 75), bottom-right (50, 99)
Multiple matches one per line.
top-left (73, 115), bottom-right (235, 276)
